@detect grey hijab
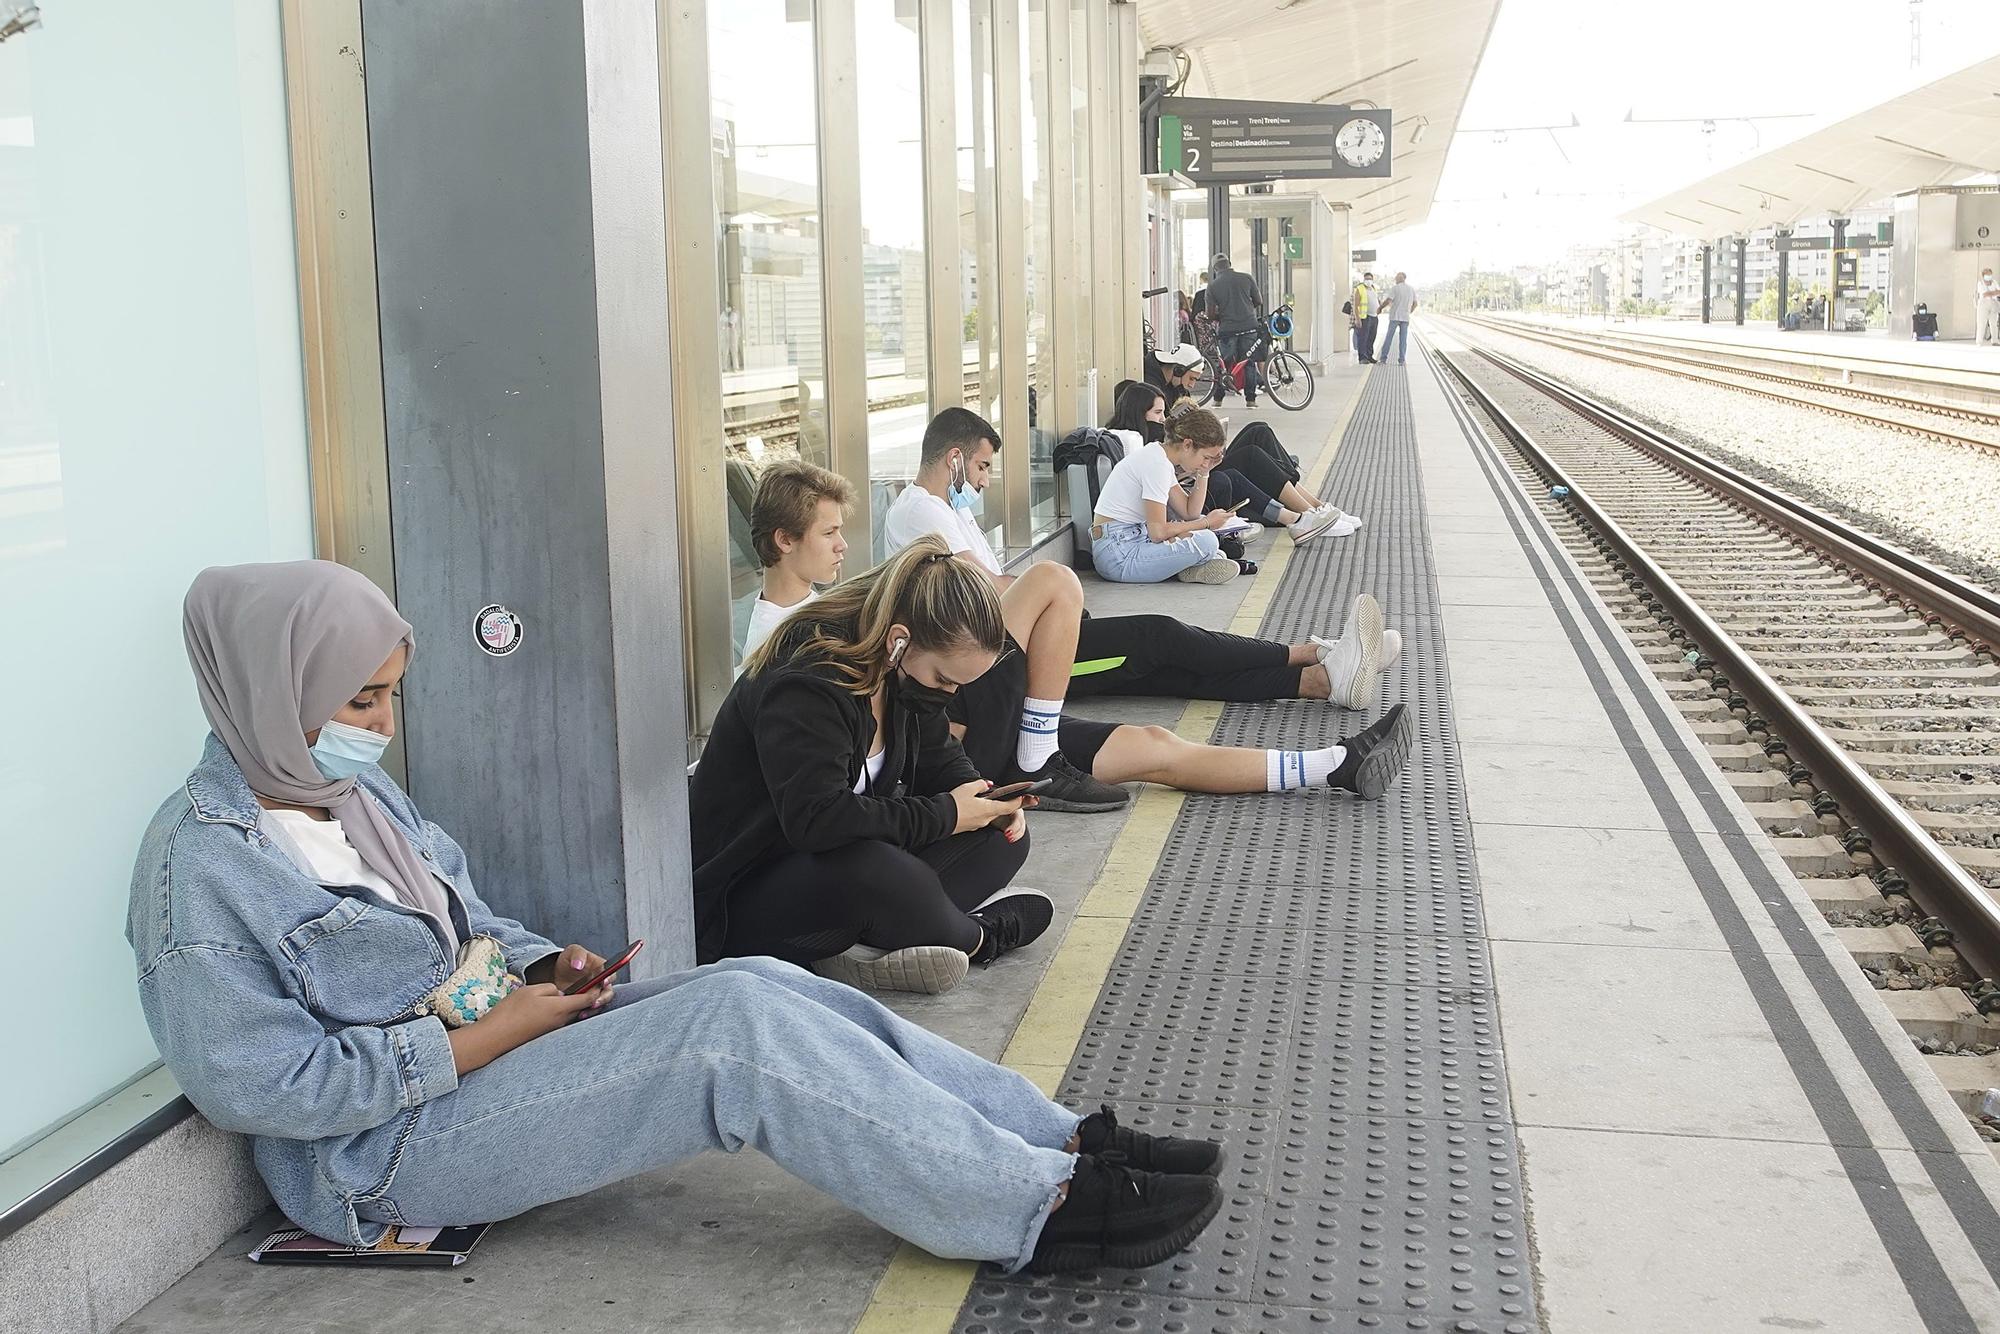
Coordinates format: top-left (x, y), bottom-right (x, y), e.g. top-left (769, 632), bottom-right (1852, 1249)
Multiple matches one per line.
top-left (183, 560), bottom-right (456, 946)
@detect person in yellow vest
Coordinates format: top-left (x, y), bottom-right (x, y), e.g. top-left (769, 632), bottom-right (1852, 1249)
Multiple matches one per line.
top-left (1350, 273), bottom-right (1377, 364)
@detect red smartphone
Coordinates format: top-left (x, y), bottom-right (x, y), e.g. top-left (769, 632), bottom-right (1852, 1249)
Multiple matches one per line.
top-left (563, 940), bottom-right (644, 995)
top-left (987, 778), bottom-right (1055, 801)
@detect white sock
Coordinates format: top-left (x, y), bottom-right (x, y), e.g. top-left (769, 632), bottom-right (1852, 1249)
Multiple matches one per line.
top-left (1017, 696), bottom-right (1063, 771)
top-left (1265, 745), bottom-right (1346, 792)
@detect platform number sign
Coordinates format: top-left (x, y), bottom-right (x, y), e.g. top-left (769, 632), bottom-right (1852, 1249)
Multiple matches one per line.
top-left (1159, 97), bottom-right (1392, 185)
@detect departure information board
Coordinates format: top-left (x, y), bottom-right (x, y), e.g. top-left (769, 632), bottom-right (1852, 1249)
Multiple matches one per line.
top-left (1159, 98), bottom-right (1393, 185)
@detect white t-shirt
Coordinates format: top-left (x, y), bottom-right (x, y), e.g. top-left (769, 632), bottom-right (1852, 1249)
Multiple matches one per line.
top-left (261, 809), bottom-right (460, 954)
top-left (1093, 440), bottom-right (1181, 527)
top-left (883, 483), bottom-right (1000, 574)
top-left (740, 588), bottom-right (819, 664)
top-left (1382, 282), bottom-right (1417, 321)
top-left (1978, 276), bottom-right (2000, 306)
top-left (854, 746), bottom-right (886, 795)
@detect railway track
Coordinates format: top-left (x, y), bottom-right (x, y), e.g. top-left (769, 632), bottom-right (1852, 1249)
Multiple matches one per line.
top-left (1453, 313), bottom-right (2000, 459)
top-left (1433, 333), bottom-right (2000, 1142)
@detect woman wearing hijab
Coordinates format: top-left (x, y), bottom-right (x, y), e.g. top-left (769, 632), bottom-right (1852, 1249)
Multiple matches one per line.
top-left (129, 559), bottom-right (1222, 1275)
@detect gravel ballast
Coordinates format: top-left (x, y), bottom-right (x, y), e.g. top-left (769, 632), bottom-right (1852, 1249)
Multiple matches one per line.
top-left (1450, 318), bottom-right (2000, 589)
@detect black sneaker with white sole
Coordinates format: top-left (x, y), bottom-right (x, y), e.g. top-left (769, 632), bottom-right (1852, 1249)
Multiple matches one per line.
top-left (1004, 751), bottom-right (1129, 814)
top-left (1028, 1154), bottom-right (1223, 1274)
top-left (966, 887), bottom-right (1055, 965)
top-left (1075, 1104), bottom-right (1225, 1178)
top-left (1329, 702), bottom-right (1414, 800)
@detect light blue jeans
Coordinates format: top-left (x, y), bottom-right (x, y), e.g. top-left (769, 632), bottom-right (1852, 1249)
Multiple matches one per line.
top-left (1378, 319), bottom-right (1410, 363)
top-left (1092, 520), bottom-right (1219, 583)
top-left (354, 956), bottom-right (1079, 1271)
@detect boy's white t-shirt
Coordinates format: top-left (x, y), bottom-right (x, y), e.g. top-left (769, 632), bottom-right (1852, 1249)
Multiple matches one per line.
top-left (1092, 441), bottom-right (1181, 527)
top-left (740, 588), bottom-right (820, 664)
top-left (883, 483), bottom-right (1001, 574)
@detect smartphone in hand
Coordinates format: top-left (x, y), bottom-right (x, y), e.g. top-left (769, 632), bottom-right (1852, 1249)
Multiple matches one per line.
top-left (563, 940), bottom-right (644, 995)
top-left (986, 777), bottom-right (1055, 801)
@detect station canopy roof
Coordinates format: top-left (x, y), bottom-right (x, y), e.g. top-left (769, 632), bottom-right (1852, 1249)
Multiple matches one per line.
top-left (1622, 53), bottom-right (2000, 238)
top-left (1136, 0), bottom-right (1503, 241)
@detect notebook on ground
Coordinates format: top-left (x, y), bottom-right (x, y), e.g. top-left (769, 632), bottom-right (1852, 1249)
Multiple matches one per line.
top-left (248, 1222), bottom-right (492, 1267)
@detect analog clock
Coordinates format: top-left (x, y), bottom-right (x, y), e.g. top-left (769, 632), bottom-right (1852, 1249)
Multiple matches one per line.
top-left (1335, 117), bottom-right (1387, 169)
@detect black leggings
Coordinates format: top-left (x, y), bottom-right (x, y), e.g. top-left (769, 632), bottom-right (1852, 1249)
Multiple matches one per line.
top-left (1192, 469), bottom-right (1281, 525)
top-left (720, 827), bottom-right (1029, 963)
top-left (1221, 424), bottom-right (1304, 504)
top-left (1071, 612), bottom-right (1302, 702)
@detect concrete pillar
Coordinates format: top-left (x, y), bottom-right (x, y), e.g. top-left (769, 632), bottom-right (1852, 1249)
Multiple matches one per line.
top-left (1776, 230), bottom-right (1791, 327)
top-left (1734, 236), bottom-right (1748, 325)
top-left (361, 0), bottom-right (695, 971)
top-left (1701, 244), bottom-right (1713, 323)
top-left (1208, 184), bottom-right (1231, 267)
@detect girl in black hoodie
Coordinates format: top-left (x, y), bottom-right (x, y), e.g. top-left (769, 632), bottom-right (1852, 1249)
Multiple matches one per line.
top-left (690, 536), bottom-right (1054, 995)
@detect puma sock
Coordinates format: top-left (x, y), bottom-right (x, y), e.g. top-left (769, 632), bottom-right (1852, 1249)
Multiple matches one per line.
top-left (1265, 745), bottom-right (1346, 792)
top-left (1017, 697), bottom-right (1063, 772)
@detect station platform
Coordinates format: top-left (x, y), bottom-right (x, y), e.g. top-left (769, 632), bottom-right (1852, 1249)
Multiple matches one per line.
top-left (1506, 312), bottom-right (2000, 383)
top-left (117, 353), bottom-right (2000, 1334)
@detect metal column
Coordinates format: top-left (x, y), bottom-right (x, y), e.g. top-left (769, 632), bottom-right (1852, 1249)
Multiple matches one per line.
top-left (814, 0), bottom-right (870, 559)
top-left (361, 0), bottom-right (695, 969)
top-left (992, 0), bottom-right (1030, 543)
top-left (1700, 243), bottom-right (1712, 323)
top-left (1734, 236), bottom-right (1747, 325)
top-left (1208, 184), bottom-right (1231, 269)
top-left (918, 0), bottom-right (961, 417)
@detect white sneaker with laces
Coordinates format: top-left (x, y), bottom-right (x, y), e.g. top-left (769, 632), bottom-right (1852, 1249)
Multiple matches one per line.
top-left (1311, 593), bottom-right (1384, 708)
top-left (1312, 626), bottom-right (1403, 674)
top-left (1288, 506), bottom-right (1345, 546)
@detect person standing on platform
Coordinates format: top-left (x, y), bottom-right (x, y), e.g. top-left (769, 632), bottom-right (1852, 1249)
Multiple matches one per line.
top-left (1202, 253), bottom-right (1265, 407)
top-left (1377, 272), bottom-right (1418, 365)
top-left (1976, 267), bottom-right (2000, 347)
top-left (1351, 272), bottom-right (1377, 363)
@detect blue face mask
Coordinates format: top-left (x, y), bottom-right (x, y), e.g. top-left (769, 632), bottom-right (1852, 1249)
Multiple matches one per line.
top-left (310, 718), bottom-right (391, 781)
top-left (948, 454), bottom-right (980, 512)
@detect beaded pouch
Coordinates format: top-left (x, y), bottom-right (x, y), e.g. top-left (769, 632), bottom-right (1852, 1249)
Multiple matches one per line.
top-left (414, 935), bottom-right (521, 1027)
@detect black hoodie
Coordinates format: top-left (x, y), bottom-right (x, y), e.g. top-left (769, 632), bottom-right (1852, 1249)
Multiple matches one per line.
top-left (688, 619), bottom-right (983, 961)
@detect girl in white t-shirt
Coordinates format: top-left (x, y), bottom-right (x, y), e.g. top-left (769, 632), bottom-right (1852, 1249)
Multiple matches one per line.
top-left (1090, 407), bottom-right (1242, 585)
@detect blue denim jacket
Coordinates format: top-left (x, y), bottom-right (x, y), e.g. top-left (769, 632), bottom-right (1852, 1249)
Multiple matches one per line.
top-left (127, 735), bottom-right (557, 1245)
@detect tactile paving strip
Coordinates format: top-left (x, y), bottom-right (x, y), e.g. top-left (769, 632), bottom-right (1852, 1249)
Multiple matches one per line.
top-left (956, 370), bottom-right (1539, 1333)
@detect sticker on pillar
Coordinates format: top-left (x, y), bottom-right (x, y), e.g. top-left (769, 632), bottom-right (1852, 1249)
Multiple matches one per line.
top-left (475, 605), bottom-right (523, 657)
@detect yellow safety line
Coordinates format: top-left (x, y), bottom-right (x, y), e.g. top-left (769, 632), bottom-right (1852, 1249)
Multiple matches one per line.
top-left (852, 369), bottom-right (1370, 1334)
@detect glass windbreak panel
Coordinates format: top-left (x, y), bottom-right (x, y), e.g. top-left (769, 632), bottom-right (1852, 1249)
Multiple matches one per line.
top-left (955, 0), bottom-right (1002, 551)
top-left (1023, 0), bottom-right (1056, 534)
top-left (0, 6), bottom-right (313, 1159)
top-left (710, 2), bottom-right (825, 665)
top-left (857, 0), bottom-right (927, 564)
top-left (1068, 0), bottom-right (1094, 422)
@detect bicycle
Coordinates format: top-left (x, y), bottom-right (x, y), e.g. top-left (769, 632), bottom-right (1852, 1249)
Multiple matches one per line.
top-left (1189, 302), bottom-right (1314, 411)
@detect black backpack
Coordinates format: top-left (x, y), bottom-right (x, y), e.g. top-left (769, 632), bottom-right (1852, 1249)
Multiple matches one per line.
top-left (1053, 426), bottom-right (1127, 512)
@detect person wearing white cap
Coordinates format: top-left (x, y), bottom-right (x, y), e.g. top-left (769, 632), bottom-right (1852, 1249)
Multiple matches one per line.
top-left (1144, 340), bottom-right (1207, 412)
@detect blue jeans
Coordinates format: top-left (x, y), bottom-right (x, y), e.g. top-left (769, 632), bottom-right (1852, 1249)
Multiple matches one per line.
top-left (354, 957), bottom-right (1079, 1271)
top-left (1091, 520), bottom-right (1219, 582)
top-left (1378, 319), bottom-right (1409, 362)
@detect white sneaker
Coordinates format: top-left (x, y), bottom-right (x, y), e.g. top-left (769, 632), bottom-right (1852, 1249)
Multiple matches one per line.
top-left (1175, 555), bottom-right (1240, 584)
top-left (1325, 516), bottom-right (1362, 539)
top-left (1288, 505), bottom-right (1345, 546)
top-left (1310, 502), bottom-right (1360, 528)
top-left (1312, 594), bottom-right (1384, 708)
top-left (811, 944), bottom-right (969, 994)
top-left (1313, 625), bottom-right (1404, 673)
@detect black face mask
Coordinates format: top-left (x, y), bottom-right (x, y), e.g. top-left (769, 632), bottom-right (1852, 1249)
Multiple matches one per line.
top-left (1143, 420), bottom-right (1166, 444)
top-left (895, 665), bottom-right (954, 719)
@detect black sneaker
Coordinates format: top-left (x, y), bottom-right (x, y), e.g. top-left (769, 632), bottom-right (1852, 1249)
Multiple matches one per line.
top-left (1006, 751), bottom-right (1129, 814)
top-left (1329, 702), bottom-right (1414, 800)
top-left (1028, 1154), bottom-right (1222, 1274)
top-left (1076, 1105), bottom-right (1225, 1177)
top-left (967, 888), bottom-right (1055, 965)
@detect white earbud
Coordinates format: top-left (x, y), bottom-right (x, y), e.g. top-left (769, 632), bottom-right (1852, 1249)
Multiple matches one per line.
top-left (892, 637), bottom-right (909, 661)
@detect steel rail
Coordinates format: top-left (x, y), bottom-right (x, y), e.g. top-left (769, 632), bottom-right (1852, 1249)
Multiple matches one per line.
top-left (1469, 345), bottom-right (2000, 653)
top-left (1459, 314), bottom-right (2000, 458)
top-left (1437, 344), bottom-right (2000, 985)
